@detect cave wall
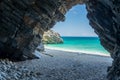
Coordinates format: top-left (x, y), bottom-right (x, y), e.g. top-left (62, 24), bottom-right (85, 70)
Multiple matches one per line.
top-left (0, 0), bottom-right (120, 79)
top-left (86, 0), bottom-right (120, 79)
top-left (0, 0), bottom-right (86, 60)
top-left (0, 0), bottom-right (65, 60)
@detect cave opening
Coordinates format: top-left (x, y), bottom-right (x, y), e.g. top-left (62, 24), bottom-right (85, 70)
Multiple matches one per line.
top-left (41, 4), bottom-right (112, 80)
top-left (44, 5), bottom-right (109, 56)
top-left (42, 3), bottom-right (114, 79)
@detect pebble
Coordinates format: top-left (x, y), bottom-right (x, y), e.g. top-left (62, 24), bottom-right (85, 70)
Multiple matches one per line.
top-left (0, 59), bottom-right (41, 80)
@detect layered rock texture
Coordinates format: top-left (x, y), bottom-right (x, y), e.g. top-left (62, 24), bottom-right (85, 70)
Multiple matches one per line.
top-left (43, 30), bottom-right (63, 44)
top-left (0, 0), bottom-right (65, 61)
top-left (86, 1), bottom-right (120, 80)
top-left (0, 0), bottom-right (120, 79)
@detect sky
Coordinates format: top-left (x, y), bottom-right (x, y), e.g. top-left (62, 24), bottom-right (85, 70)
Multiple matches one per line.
top-left (52, 5), bottom-right (97, 37)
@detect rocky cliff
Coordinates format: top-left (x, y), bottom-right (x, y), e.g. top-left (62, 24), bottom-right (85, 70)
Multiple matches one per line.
top-left (86, 1), bottom-right (120, 79)
top-left (43, 30), bottom-right (63, 44)
top-left (0, 0), bottom-right (120, 79)
top-left (0, 0), bottom-right (65, 61)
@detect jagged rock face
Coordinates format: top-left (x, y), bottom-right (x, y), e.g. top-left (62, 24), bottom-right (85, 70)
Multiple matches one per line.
top-left (0, 0), bottom-right (88, 60)
top-left (43, 30), bottom-right (63, 44)
top-left (64, 0), bottom-right (87, 9)
top-left (86, 0), bottom-right (116, 55)
top-left (86, 0), bottom-right (120, 79)
top-left (0, 0), bottom-right (65, 60)
top-left (0, 0), bottom-right (120, 79)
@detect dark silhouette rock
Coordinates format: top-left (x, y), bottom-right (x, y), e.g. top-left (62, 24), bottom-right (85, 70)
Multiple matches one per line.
top-left (86, 0), bottom-right (120, 80)
top-left (0, 0), bottom-right (65, 61)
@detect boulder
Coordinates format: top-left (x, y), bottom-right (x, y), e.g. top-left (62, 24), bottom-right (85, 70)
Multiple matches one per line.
top-left (43, 30), bottom-right (63, 44)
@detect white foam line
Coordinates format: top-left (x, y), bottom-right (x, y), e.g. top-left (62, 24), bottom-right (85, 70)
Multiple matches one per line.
top-left (45, 46), bottom-right (110, 57)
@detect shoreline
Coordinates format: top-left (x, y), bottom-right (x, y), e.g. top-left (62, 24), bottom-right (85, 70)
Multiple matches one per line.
top-left (45, 46), bottom-right (110, 57)
top-left (14, 48), bottom-right (112, 80)
top-left (36, 49), bottom-right (112, 80)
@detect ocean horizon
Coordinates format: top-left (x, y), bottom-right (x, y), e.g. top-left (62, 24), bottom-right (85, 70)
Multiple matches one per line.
top-left (45, 36), bottom-right (109, 56)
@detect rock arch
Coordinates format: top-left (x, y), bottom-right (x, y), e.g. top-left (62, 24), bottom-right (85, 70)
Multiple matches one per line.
top-left (0, 0), bottom-right (119, 79)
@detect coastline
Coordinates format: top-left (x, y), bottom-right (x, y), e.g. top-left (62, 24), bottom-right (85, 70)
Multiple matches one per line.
top-left (45, 46), bottom-right (110, 57)
top-left (12, 48), bottom-right (112, 80)
top-left (34, 48), bottom-right (112, 80)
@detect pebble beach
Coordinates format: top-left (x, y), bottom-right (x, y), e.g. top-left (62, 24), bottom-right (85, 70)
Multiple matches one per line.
top-left (0, 49), bottom-right (112, 80)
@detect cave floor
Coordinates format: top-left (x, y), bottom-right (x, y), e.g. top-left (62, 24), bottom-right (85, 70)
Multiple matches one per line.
top-left (16, 49), bottom-right (112, 80)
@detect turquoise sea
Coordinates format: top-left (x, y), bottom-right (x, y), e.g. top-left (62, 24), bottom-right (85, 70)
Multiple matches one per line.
top-left (45, 37), bottom-right (109, 55)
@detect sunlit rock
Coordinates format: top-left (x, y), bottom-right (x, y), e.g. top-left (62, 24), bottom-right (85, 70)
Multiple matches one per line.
top-left (43, 30), bottom-right (63, 44)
